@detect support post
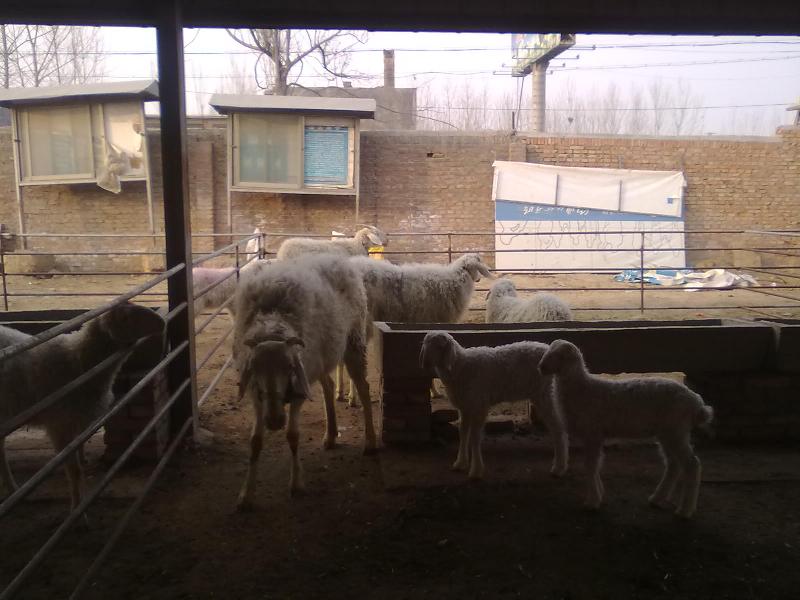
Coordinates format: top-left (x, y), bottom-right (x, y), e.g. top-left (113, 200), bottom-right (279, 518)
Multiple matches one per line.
top-left (156, 1), bottom-right (198, 438)
top-left (530, 61), bottom-right (549, 133)
top-left (640, 232), bottom-right (645, 314)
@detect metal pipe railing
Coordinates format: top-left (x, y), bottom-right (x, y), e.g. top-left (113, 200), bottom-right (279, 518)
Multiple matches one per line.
top-left (0, 263), bottom-right (183, 363)
top-left (0, 339), bottom-right (189, 520)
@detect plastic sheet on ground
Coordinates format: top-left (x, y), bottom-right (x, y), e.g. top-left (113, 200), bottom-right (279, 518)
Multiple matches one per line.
top-left (614, 268), bottom-right (758, 290)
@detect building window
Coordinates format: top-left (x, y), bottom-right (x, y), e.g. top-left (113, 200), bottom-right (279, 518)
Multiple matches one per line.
top-left (16, 101), bottom-right (147, 185)
top-left (21, 105), bottom-right (94, 180)
top-left (232, 113), bottom-right (357, 194)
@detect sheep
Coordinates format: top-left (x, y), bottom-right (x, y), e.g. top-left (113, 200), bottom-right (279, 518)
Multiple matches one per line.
top-left (538, 339), bottom-right (714, 519)
top-left (276, 225), bottom-right (387, 260)
top-left (486, 279), bottom-right (572, 323)
top-left (341, 252), bottom-right (493, 405)
top-left (232, 255), bottom-right (377, 507)
top-left (419, 331), bottom-right (567, 480)
top-left (0, 303), bottom-right (165, 510)
top-left (351, 253), bottom-right (492, 324)
top-left (192, 228), bottom-right (266, 317)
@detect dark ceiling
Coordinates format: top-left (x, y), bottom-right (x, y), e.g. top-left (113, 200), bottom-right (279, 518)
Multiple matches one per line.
top-left (1, 0), bottom-right (799, 34)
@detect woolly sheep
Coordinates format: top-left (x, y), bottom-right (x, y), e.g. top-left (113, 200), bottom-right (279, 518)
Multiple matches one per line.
top-left (351, 252), bottom-right (492, 325)
top-left (538, 339), bottom-right (714, 518)
top-left (192, 228), bottom-right (266, 317)
top-left (276, 225), bottom-right (387, 260)
top-left (232, 255), bottom-right (376, 507)
top-left (0, 303), bottom-right (165, 509)
top-left (486, 279), bottom-right (572, 323)
top-left (341, 253), bottom-right (493, 404)
top-left (419, 331), bottom-right (568, 480)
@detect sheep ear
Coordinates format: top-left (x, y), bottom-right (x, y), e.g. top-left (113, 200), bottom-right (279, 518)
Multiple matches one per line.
top-left (444, 342), bottom-right (457, 372)
top-left (479, 263), bottom-right (494, 279)
top-left (289, 351), bottom-right (312, 400)
top-left (367, 232), bottom-right (383, 246)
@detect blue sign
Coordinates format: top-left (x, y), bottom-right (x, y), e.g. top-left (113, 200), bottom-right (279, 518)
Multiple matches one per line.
top-left (304, 126), bottom-right (349, 185)
top-left (495, 199), bottom-right (684, 222)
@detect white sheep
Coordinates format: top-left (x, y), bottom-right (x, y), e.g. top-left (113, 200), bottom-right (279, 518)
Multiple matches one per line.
top-left (538, 339), bottom-right (714, 518)
top-left (192, 228), bottom-right (266, 317)
top-left (342, 252), bottom-right (493, 405)
top-left (276, 225), bottom-right (387, 260)
top-left (232, 255), bottom-right (377, 507)
top-left (0, 303), bottom-right (165, 509)
top-left (419, 331), bottom-right (568, 480)
top-left (351, 253), bottom-right (492, 324)
top-left (486, 279), bottom-right (572, 323)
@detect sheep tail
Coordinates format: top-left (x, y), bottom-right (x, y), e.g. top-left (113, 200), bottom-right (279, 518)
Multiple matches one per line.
top-left (695, 403), bottom-right (714, 428)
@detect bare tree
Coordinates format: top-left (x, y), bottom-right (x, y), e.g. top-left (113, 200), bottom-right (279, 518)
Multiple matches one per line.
top-left (0, 24), bottom-right (104, 89)
top-left (226, 29), bottom-right (367, 95)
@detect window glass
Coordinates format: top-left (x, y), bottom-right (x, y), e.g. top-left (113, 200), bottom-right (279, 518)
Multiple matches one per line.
top-left (238, 113), bottom-right (301, 185)
top-left (26, 105), bottom-right (93, 177)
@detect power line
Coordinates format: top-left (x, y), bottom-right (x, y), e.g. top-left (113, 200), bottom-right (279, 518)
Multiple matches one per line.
top-left (550, 53), bottom-right (800, 71)
top-left (417, 102), bottom-right (793, 112)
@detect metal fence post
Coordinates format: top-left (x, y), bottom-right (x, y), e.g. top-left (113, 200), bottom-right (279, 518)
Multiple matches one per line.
top-left (0, 232), bottom-right (8, 311)
top-left (639, 231), bottom-right (645, 314)
top-left (156, 1), bottom-right (198, 439)
top-left (447, 232), bottom-right (453, 263)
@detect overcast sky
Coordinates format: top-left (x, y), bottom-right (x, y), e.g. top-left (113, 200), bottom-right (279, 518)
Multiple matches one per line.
top-left (99, 28), bottom-right (800, 136)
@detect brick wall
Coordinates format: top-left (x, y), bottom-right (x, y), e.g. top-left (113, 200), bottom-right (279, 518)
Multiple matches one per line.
top-left (1, 121), bottom-right (798, 272)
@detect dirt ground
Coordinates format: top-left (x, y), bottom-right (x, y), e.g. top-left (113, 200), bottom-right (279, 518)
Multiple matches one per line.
top-left (2, 272), bottom-right (800, 599)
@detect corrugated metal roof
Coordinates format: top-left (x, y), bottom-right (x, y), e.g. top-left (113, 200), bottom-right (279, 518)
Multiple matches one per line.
top-left (0, 80), bottom-right (159, 108)
top-left (209, 94), bottom-right (376, 118)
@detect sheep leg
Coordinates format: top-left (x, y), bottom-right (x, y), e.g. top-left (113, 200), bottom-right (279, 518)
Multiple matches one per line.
top-left (335, 363), bottom-right (347, 403)
top-left (347, 376), bottom-right (359, 409)
top-left (649, 437), bottom-right (682, 510)
top-left (319, 373), bottom-right (339, 450)
top-left (467, 410), bottom-right (488, 480)
top-left (0, 438), bottom-right (19, 494)
top-left (675, 444), bottom-right (701, 519)
top-left (582, 438), bottom-right (604, 510)
top-left (237, 395), bottom-right (265, 511)
top-left (287, 400), bottom-right (305, 495)
top-left (344, 339), bottom-right (377, 454)
top-left (534, 395), bottom-right (569, 477)
top-left (452, 412), bottom-right (470, 472)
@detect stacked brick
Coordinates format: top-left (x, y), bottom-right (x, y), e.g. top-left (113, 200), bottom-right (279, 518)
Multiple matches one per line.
top-left (104, 368), bottom-right (170, 461)
top-left (380, 376), bottom-right (432, 444)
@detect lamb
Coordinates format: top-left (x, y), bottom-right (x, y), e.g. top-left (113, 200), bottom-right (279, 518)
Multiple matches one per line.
top-left (276, 225), bottom-right (387, 260)
top-left (538, 339), bottom-right (714, 518)
top-left (419, 331), bottom-right (568, 480)
top-left (232, 255), bottom-right (377, 507)
top-left (0, 303), bottom-right (165, 509)
top-left (486, 279), bottom-right (572, 323)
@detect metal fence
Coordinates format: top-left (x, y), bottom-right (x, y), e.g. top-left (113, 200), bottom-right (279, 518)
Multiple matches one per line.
top-left (1, 227), bottom-right (799, 596)
top-left (0, 232), bottom-right (259, 599)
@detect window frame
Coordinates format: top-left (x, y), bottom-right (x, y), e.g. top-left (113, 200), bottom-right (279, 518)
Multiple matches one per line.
top-left (230, 112), bottom-right (359, 196)
top-left (15, 101), bottom-right (150, 187)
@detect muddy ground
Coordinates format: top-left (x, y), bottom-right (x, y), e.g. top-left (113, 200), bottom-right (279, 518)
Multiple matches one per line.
top-left (2, 272), bottom-right (800, 599)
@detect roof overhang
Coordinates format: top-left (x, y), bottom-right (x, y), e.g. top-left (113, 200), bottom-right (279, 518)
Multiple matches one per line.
top-left (209, 94), bottom-right (376, 119)
top-left (0, 80), bottom-right (159, 109)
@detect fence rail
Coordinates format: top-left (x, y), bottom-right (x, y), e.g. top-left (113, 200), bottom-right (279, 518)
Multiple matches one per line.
top-left (0, 233), bottom-right (259, 598)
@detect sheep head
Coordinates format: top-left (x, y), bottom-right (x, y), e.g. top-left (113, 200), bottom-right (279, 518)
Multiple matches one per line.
top-left (486, 278), bottom-right (517, 300)
top-left (355, 225), bottom-right (388, 250)
top-left (240, 334), bottom-right (309, 431)
top-left (419, 331), bottom-right (458, 374)
top-left (456, 253), bottom-right (493, 282)
top-left (99, 303), bottom-right (165, 346)
top-left (538, 339), bottom-right (582, 376)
